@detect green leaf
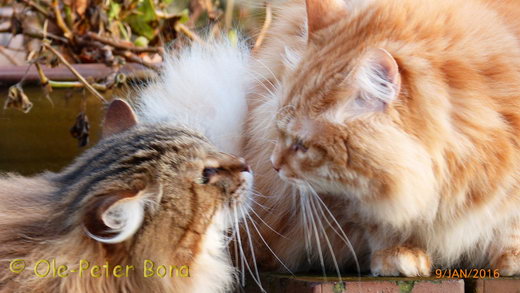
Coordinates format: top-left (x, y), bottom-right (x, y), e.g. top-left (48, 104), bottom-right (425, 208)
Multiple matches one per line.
top-left (126, 18), bottom-right (155, 40)
top-left (124, 0), bottom-right (158, 40)
top-left (108, 2), bottom-right (121, 20)
top-left (139, 0), bottom-right (157, 22)
top-left (178, 9), bottom-right (190, 24)
top-left (117, 21), bottom-right (130, 41)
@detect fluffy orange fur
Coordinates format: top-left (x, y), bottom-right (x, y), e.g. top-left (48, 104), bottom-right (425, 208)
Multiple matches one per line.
top-left (245, 0), bottom-right (520, 276)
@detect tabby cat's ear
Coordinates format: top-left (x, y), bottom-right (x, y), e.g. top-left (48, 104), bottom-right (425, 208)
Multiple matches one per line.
top-left (102, 99), bottom-right (138, 138)
top-left (84, 184), bottom-right (162, 244)
top-left (305, 0), bottom-right (348, 35)
top-left (354, 48), bottom-right (401, 113)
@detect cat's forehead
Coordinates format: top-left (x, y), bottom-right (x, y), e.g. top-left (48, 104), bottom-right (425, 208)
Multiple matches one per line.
top-left (114, 125), bottom-right (209, 150)
top-left (277, 111), bottom-right (337, 141)
top-left (71, 125), bottom-right (214, 175)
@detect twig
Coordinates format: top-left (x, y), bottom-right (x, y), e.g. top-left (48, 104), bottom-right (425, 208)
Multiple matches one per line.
top-left (51, 0), bottom-right (73, 40)
top-left (19, 0), bottom-right (52, 19)
top-left (34, 61), bottom-right (55, 106)
top-left (253, 2), bottom-right (272, 53)
top-left (42, 42), bottom-right (106, 102)
top-left (174, 23), bottom-right (205, 44)
top-left (225, 0), bottom-right (234, 30)
top-left (117, 50), bottom-right (160, 72)
top-left (0, 46), bottom-right (20, 65)
top-left (204, 0), bottom-right (214, 13)
top-left (48, 80), bottom-right (110, 91)
top-left (2, 47), bottom-right (25, 53)
top-left (86, 32), bottom-right (163, 55)
top-left (23, 28), bottom-right (68, 43)
top-left (34, 62), bottom-right (49, 86)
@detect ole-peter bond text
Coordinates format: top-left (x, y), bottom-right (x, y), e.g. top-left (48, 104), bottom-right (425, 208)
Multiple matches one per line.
top-left (9, 259), bottom-right (189, 278)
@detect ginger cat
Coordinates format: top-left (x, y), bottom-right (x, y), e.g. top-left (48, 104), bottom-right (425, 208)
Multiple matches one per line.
top-left (0, 99), bottom-right (253, 292)
top-left (245, 0), bottom-right (520, 276)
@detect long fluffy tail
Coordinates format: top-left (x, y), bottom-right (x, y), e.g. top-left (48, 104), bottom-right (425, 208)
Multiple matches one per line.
top-left (134, 37), bottom-right (251, 155)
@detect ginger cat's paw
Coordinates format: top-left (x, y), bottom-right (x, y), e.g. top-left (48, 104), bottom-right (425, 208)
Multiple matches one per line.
top-left (371, 246), bottom-right (432, 277)
top-left (491, 249), bottom-right (520, 276)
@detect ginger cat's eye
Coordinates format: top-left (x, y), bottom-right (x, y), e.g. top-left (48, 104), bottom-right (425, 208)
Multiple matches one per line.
top-left (291, 140), bottom-right (308, 153)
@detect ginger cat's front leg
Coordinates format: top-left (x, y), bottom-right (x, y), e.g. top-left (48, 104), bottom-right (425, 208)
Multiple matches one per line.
top-left (370, 246), bottom-right (432, 277)
top-left (489, 218), bottom-right (520, 276)
top-left (491, 249), bottom-right (520, 276)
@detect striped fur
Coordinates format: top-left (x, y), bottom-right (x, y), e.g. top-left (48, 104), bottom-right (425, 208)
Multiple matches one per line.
top-left (0, 118), bottom-right (252, 292)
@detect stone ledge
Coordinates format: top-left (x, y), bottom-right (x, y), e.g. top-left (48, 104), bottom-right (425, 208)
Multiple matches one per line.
top-left (243, 274), bottom-right (520, 293)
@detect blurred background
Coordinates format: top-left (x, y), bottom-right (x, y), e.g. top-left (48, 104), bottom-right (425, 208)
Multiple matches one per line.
top-left (0, 0), bottom-right (268, 175)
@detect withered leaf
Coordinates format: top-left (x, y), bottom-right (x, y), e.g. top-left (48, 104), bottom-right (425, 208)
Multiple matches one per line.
top-left (4, 84), bottom-right (33, 113)
top-left (76, 0), bottom-right (88, 17)
top-left (70, 112), bottom-right (90, 147)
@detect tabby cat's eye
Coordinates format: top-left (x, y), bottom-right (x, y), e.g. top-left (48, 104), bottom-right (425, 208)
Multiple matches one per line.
top-left (201, 167), bottom-right (219, 184)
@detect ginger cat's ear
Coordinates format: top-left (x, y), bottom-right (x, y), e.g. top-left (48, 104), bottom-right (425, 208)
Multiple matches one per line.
top-left (305, 0), bottom-right (348, 35)
top-left (355, 48), bottom-right (401, 112)
top-left (102, 99), bottom-right (138, 138)
top-left (83, 184), bottom-right (162, 244)
top-left (332, 48), bottom-right (401, 121)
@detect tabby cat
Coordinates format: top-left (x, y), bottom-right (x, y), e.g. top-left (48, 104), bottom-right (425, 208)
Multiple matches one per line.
top-left (0, 99), bottom-right (252, 292)
top-left (245, 0), bottom-right (520, 276)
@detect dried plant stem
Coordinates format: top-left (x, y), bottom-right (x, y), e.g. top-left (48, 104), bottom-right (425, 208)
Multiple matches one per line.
top-left (86, 32), bottom-right (163, 55)
top-left (0, 46), bottom-right (19, 65)
top-left (204, 0), bottom-right (214, 13)
top-left (19, 0), bottom-right (52, 19)
top-left (253, 2), bottom-right (272, 53)
top-left (34, 62), bottom-right (49, 87)
top-left (3, 47), bottom-right (25, 53)
top-left (48, 80), bottom-right (109, 91)
top-left (23, 29), bottom-right (68, 43)
top-left (117, 51), bottom-right (159, 72)
top-left (48, 81), bottom-right (83, 88)
top-left (224, 0), bottom-right (235, 30)
top-left (42, 43), bottom-right (106, 102)
top-left (51, 0), bottom-right (73, 40)
top-left (225, 0), bottom-right (234, 30)
top-left (175, 23), bottom-right (205, 45)
top-left (34, 62), bottom-right (55, 106)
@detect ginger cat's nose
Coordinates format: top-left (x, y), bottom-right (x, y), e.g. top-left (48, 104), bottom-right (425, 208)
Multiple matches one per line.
top-left (236, 157), bottom-right (250, 173)
top-left (270, 153), bottom-right (281, 172)
top-left (242, 164), bottom-right (251, 173)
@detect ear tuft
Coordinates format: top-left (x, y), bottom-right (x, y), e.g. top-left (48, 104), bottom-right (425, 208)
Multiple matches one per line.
top-left (102, 99), bottom-right (138, 138)
top-left (84, 184), bottom-right (162, 244)
top-left (354, 48), bottom-right (400, 113)
top-left (306, 0), bottom-right (348, 35)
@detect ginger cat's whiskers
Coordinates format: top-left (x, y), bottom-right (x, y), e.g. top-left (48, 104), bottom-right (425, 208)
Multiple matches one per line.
top-left (239, 206), bottom-right (263, 289)
top-left (244, 208), bottom-right (295, 275)
top-left (305, 183), bottom-right (362, 277)
top-left (233, 205), bottom-right (264, 291)
top-left (244, 0), bottom-right (520, 277)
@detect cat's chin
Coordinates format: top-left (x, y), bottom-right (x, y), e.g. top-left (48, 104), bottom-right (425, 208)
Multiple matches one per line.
top-left (290, 177), bottom-right (358, 200)
top-left (277, 171), bottom-right (307, 187)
